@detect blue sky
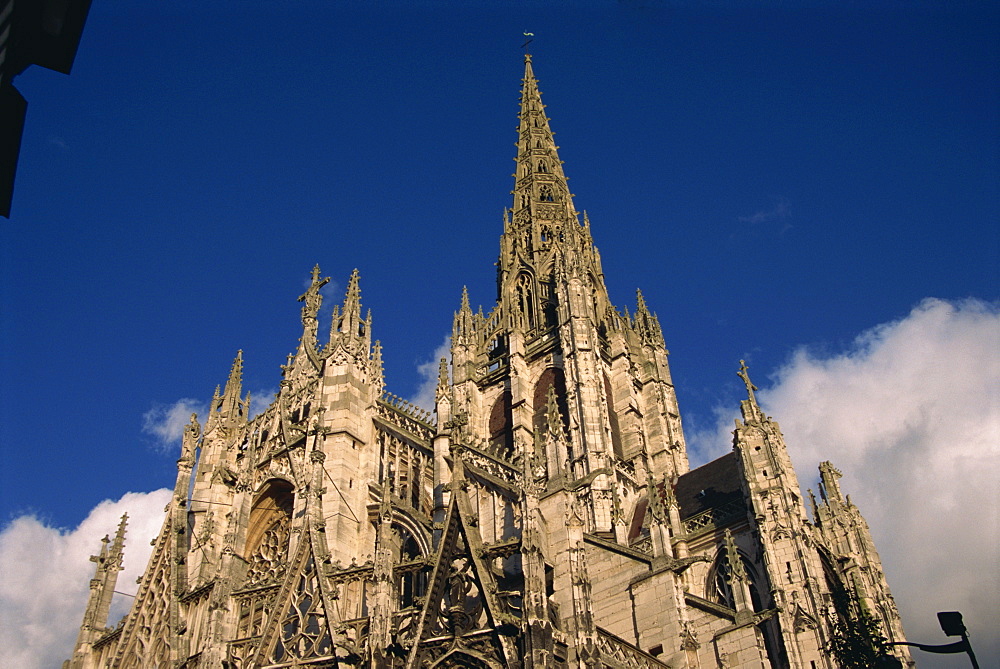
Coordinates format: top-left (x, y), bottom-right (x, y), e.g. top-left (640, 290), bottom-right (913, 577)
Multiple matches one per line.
top-left (1, 2), bottom-right (997, 666)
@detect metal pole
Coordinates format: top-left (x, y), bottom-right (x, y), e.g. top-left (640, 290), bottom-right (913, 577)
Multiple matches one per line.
top-left (961, 632), bottom-right (980, 669)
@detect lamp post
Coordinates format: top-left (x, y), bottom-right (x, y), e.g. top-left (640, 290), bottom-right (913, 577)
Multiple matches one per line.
top-left (886, 611), bottom-right (979, 669)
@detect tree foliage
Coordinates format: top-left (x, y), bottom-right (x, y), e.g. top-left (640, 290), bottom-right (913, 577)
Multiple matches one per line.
top-left (827, 585), bottom-right (897, 668)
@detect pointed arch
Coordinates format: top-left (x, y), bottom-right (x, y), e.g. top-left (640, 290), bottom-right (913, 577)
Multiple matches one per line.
top-left (532, 367), bottom-right (569, 437)
top-left (253, 536), bottom-right (336, 667)
top-left (404, 496), bottom-right (519, 669)
top-left (489, 391), bottom-right (514, 458)
top-left (515, 272), bottom-right (537, 330)
top-left (243, 479), bottom-right (295, 589)
top-left (388, 516), bottom-right (432, 610)
top-left (706, 546), bottom-right (765, 613)
top-left (627, 496), bottom-right (649, 544)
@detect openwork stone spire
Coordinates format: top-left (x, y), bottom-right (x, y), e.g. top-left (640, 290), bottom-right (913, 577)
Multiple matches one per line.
top-left (511, 54), bottom-right (576, 223)
top-left (498, 54), bottom-right (594, 290)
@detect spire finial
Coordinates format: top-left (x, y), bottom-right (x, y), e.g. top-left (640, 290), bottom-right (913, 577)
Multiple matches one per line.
top-left (522, 32), bottom-right (534, 53)
top-left (333, 269), bottom-right (364, 339)
top-left (636, 288), bottom-right (649, 314)
top-left (113, 512), bottom-right (128, 555)
top-left (460, 285), bottom-right (471, 312)
top-left (299, 263), bottom-right (330, 326)
top-left (371, 340), bottom-right (385, 396)
top-left (737, 359), bottom-right (758, 406)
top-left (544, 385), bottom-right (563, 438)
top-left (224, 351), bottom-right (243, 399)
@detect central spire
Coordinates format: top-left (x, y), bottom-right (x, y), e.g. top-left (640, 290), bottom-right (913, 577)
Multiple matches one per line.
top-left (511, 54), bottom-right (576, 224)
top-left (498, 54), bottom-right (603, 306)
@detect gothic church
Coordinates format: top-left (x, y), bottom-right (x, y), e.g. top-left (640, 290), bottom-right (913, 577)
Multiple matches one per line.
top-left (67, 56), bottom-right (911, 669)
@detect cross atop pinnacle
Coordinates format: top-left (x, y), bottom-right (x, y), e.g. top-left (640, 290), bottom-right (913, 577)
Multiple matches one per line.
top-left (299, 264), bottom-right (330, 326)
top-left (737, 359), bottom-right (758, 406)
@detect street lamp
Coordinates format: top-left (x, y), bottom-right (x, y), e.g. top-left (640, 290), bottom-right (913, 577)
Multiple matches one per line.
top-left (886, 610), bottom-right (980, 669)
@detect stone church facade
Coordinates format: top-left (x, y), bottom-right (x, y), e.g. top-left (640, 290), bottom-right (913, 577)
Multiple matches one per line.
top-left (67, 56), bottom-right (911, 669)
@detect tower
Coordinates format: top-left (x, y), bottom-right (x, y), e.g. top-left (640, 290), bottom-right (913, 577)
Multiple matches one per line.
top-left (67, 55), bottom-right (910, 669)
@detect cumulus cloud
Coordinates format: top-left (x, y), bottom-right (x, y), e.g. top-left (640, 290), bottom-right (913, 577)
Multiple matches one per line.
top-left (142, 398), bottom-right (207, 450)
top-left (763, 297), bottom-right (999, 666)
top-left (690, 297), bottom-right (999, 666)
top-left (408, 335), bottom-right (451, 412)
top-left (0, 489), bottom-right (172, 669)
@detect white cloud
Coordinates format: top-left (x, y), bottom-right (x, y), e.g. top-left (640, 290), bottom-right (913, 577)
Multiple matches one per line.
top-left (248, 387), bottom-right (278, 419)
top-left (688, 299), bottom-right (1000, 669)
top-left (408, 335), bottom-right (451, 412)
top-left (758, 297), bottom-right (999, 667)
top-left (687, 298), bottom-right (999, 666)
top-left (0, 489), bottom-right (172, 669)
top-left (142, 398), bottom-right (207, 450)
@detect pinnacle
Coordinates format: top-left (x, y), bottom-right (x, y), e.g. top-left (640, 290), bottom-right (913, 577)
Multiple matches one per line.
top-left (636, 289), bottom-right (649, 314)
top-left (345, 268), bottom-right (362, 299)
top-left (341, 270), bottom-right (363, 319)
top-left (224, 350), bottom-right (244, 398)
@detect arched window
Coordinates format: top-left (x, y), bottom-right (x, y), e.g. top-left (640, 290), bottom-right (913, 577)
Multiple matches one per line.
top-left (515, 274), bottom-right (536, 330)
top-left (395, 524), bottom-right (428, 609)
top-left (237, 480), bottom-right (295, 643)
top-left (706, 548), bottom-right (764, 613)
top-left (244, 480), bottom-right (295, 588)
top-left (539, 185), bottom-right (554, 202)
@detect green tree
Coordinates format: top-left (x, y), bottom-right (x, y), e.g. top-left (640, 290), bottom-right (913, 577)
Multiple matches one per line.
top-left (827, 585), bottom-right (897, 668)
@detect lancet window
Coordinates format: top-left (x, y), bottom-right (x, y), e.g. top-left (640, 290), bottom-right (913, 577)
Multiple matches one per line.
top-left (377, 430), bottom-right (432, 515)
top-left (488, 391), bottom-right (514, 458)
top-left (515, 273), bottom-right (536, 330)
top-left (394, 524), bottom-right (429, 609)
top-left (707, 548), bottom-right (764, 612)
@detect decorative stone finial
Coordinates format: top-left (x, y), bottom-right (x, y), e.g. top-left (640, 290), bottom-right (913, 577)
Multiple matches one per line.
top-left (737, 360), bottom-right (759, 407)
top-left (298, 264), bottom-right (330, 326)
